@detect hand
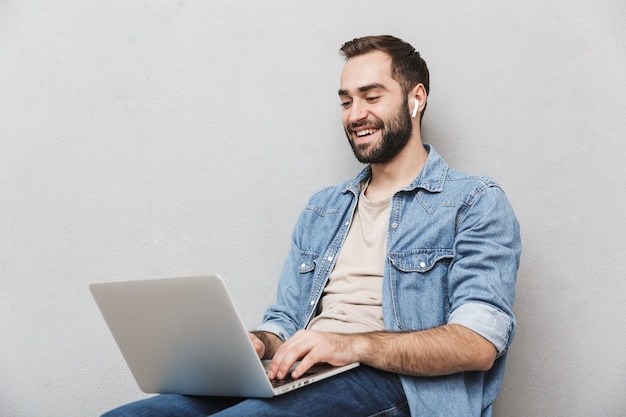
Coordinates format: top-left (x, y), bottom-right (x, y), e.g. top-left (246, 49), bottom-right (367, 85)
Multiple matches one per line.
top-left (266, 330), bottom-right (357, 380)
top-left (249, 332), bottom-right (266, 359)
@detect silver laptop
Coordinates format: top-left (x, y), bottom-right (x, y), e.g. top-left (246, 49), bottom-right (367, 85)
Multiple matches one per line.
top-left (89, 275), bottom-right (359, 397)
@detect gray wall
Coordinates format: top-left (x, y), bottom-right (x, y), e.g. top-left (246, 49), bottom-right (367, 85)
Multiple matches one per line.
top-left (2, 1), bottom-right (624, 416)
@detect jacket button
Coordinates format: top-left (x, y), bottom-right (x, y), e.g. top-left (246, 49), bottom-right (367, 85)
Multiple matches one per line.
top-left (419, 261), bottom-right (426, 268)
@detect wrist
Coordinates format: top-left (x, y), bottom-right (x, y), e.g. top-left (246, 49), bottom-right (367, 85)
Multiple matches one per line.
top-left (350, 332), bottom-right (378, 363)
top-left (251, 330), bottom-right (282, 359)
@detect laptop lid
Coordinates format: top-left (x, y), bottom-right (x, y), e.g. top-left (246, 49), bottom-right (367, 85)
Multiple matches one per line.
top-left (89, 275), bottom-right (358, 397)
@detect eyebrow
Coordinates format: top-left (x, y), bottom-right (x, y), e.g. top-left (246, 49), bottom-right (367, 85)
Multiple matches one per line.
top-left (338, 82), bottom-right (388, 97)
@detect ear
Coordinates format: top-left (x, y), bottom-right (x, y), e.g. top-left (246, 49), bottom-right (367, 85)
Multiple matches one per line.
top-left (408, 83), bottom-right (428, 118)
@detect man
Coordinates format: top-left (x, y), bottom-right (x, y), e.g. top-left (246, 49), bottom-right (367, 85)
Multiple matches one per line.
top-left (103, 35), bottom-right (521, 417)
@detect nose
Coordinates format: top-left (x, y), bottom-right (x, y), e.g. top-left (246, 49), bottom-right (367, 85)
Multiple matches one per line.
top-left (347, 101), bottom-right (368, 124)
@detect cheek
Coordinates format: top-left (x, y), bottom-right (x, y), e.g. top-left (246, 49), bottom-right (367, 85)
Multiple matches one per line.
top-left (341, 113), bottom-right (351, 129)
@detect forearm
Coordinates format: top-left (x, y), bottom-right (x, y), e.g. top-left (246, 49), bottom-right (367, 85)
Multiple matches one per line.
top-left (251, 330), bottom-right (284, 359)
top-left (352, 324), bottom-right (497, 376)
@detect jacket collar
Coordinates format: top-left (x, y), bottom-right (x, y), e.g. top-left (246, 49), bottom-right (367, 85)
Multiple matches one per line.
top-left (344, 144), bottom-right (448, 195)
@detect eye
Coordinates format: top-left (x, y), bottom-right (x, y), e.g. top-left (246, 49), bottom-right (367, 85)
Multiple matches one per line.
top-left (340, 100), bottom-right (352, 108)
top-left (365, 96), bottom-right (381, 103)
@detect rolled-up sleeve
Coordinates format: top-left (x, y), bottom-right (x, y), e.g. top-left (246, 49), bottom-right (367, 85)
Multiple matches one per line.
top-left (448, 302), bottom-right (513, 355)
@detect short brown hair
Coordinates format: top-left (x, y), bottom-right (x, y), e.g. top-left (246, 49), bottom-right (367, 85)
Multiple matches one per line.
top-left (340, 35), bottom-right (430, 113)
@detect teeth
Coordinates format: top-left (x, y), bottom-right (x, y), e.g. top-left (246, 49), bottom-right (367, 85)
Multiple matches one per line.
top-left (356, 129), bottom-right (378, 137)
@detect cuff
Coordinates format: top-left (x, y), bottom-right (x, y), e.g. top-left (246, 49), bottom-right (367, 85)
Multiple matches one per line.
top-left (448, 302), bottom-right (514, 355)
top-left (254, 322), bottom-right (289, 342)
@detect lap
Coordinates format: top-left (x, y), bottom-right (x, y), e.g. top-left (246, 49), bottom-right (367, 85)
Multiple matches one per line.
top-left (101, 394), bottom-right (240, 417)
top-left (101, 366), bottom-right (408, 417)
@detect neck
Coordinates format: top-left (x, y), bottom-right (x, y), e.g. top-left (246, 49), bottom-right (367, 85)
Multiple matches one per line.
top-left (364, 137), bottom-right (428, 202)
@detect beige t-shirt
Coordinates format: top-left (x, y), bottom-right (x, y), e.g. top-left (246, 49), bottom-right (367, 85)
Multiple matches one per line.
top-left (307, 187), bottom-right (390, 333)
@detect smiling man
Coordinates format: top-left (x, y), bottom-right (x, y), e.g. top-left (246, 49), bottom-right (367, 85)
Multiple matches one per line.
top-left (102, 35), bottom-right (521, 417)
top-left (340, 52), bottom-right (421, 166)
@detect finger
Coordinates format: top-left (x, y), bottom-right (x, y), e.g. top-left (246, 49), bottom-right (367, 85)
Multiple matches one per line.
top-left (269, 333), bottom-right (311, 379)
top-left (274, 344), bottom-right (305, 379)
top-left (291, 353), bottom-right (317, 379)
top-left (249, 333), bottom-right (265, 359)
top-left (266, 344), bottom-right (288, 379)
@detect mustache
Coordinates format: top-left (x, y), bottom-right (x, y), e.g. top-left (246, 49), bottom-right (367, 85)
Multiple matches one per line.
top-left (347, 119), bottom-right (383, 132)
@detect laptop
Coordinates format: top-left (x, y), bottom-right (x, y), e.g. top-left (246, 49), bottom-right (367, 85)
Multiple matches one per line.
top-left (89, 275), bottom-right (359, 397)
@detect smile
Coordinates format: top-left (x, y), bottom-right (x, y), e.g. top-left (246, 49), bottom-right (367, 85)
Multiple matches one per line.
top-left (355, 128), bottom-right (379, 137)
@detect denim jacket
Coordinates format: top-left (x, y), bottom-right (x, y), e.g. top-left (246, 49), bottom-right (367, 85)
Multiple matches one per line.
top-left (257, 145), bottom-right (521, 416)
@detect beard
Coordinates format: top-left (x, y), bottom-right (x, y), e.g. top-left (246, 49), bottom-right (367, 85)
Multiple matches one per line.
top-left (344, 98), bottom-right (413, 164)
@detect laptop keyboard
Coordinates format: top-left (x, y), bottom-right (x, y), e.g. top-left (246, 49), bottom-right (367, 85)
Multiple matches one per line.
top-left (269, 370), bottom-right (316, 388)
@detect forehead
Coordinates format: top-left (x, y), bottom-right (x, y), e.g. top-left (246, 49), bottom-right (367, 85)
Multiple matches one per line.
top-left (339, 50), bottom-right (400, 94)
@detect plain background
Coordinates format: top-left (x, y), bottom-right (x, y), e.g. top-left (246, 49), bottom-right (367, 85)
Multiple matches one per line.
top-left (1, 1), bottom-right (625, 416)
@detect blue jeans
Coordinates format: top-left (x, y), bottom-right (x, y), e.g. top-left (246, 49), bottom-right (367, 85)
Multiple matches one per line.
top-left (101, 366), bottom-right (409, 417)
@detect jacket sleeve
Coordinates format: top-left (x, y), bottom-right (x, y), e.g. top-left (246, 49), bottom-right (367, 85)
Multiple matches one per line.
top-left (446, 184), bottom-right (521, 356)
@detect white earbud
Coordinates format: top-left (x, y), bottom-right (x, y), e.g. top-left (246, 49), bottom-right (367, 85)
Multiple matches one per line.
top-left (411, 98), bottom-right (420, 118)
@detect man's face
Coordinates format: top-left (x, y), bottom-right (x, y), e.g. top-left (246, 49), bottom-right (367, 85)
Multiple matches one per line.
top-left (338, 51), bottom-right (413, 164)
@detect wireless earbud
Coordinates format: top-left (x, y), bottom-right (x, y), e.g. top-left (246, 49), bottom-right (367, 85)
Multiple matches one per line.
top-left (411, 98), bottom-right (420, 118)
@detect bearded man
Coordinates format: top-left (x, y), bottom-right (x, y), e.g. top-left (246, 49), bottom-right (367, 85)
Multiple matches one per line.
top-left (102, 35), bottom-right (521, 417)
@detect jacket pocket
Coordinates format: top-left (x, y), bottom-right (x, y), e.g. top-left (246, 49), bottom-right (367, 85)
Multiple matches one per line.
top-left (297, 252), bottom-right (318, 274)
top-left (296, 252), bottom-right (319, 286)
top-left (387, 249), bottom-right (453, 331)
